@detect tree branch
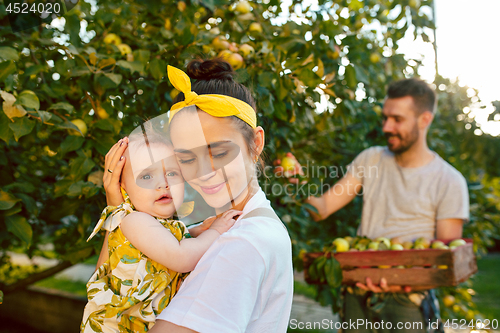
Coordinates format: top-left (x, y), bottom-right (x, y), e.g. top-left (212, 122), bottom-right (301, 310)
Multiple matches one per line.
top-left (0, 261), bottom-right (73, 294)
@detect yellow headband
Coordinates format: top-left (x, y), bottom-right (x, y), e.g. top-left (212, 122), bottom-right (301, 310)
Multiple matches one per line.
top-left (167, 65), bottom-right (257, 128)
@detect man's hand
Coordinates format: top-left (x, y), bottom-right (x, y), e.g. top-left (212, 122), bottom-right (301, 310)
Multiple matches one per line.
top-left (356, 277), bottom-right (412, 293)
top-left (273, 152), bottom-right (305, 184)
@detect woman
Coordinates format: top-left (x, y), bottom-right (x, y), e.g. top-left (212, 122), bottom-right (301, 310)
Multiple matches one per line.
top-left (101, 58), bottom-right (294, 333)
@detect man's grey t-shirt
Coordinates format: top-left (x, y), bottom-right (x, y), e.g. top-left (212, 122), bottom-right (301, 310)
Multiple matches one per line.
top-left (348, 146), bottom-right (469, 242)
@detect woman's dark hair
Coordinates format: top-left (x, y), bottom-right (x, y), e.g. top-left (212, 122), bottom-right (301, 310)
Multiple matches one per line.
top-left (387, 78), bottom-right (437, 115)
top-left (172, 58), bottom-right (266, 174)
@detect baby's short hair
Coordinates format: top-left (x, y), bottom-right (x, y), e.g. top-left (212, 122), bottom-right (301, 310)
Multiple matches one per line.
top-left (127, 122), bottom-right (172, 148)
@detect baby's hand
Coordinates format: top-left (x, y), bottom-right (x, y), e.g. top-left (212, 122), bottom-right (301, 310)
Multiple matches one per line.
top-left (209, 210), bottom-right (242, 235)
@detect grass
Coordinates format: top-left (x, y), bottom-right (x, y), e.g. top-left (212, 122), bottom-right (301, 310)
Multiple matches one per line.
top-left (472, 253), bottom-right (500, 319)
top-left (33, 276), bottom-right (87, 297)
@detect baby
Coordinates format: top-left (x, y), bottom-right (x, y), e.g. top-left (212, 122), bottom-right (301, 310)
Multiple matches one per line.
top-left (81, 128), bottom-right (240, 333)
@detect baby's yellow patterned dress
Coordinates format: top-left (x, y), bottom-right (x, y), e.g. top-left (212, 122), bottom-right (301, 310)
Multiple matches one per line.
top-left (81, 191), bottom-right (190, 333)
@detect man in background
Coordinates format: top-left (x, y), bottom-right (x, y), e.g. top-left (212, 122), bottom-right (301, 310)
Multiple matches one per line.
top-left (305, 78), bottom-right (469, 332)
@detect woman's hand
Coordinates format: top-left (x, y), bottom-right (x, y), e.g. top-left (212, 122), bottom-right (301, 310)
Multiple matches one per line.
top-left (209, 209), bottom-right (242, 235)
top-left (103, 137), bottom-right (128, 206)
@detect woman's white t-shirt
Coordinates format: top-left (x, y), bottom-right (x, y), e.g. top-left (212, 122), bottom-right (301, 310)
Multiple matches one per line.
top-left (156, 188), bottom-right (294, 333)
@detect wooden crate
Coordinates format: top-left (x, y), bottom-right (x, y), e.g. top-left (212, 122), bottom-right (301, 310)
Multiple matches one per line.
top-left (303, 239), bottom-right (477, 288)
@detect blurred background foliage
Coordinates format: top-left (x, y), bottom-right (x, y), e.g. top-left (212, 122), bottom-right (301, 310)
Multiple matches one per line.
top-left (0, 0), bottom-right (498, 319)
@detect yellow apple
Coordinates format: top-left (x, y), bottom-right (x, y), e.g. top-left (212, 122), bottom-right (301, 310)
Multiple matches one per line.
top-left (69, 119), bottom-right (88, 136)
top-left (402, 241), bottom-right (413, 250)
top-left (164, 18), bottom-right (172, 31)
top-left (117, 43), bottom-right (132, 56)
top-left (281, 156), bottom-right (296, 172)
top-left (409, 0), bottom-right (421, 9)
top-left (228, 52), bottom-right (244, 70)
top-left (96, 106), bottom-right (109, 119)
top-left (370, 53), bottom-right (381, 64)
top-left (239, 43), bottom-right (255, 57)
top-left (249, 22), bottom-right (263, 33)
top-left (104, 33), bottom-right (122, 45)
top-left (213, 36), bottom-right (231, 51)
top-left (235, 0), bottom-right (252, 14)
top-left (443, 295), bottom-right (455, 307)
top-left (332, 237), bottom-right (350, 252)
top-left (390, 237), bottom-right (402, 245)
top-left (368, 242), bottom-right (379, 250)
top-left (177, 1), bottom-right (186, 12)
top-left (218, 50), bottom-right (233, 61)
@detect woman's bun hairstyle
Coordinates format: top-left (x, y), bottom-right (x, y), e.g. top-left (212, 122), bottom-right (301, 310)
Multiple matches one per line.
top-left (187, 58), bottom-right (235, 81)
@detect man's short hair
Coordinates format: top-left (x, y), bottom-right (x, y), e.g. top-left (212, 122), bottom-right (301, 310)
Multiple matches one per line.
top-left (387, 78), bottom-right (437, 114)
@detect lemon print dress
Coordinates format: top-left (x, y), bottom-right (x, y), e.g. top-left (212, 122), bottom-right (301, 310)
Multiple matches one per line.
top-left (81, 190), bottom-right (191, 333)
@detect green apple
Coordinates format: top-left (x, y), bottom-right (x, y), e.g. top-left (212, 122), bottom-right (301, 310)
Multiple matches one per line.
top-left (375, 237), bottom-right (391, 249)
top-left (332, 237), bottom-right (350, 252)
top-left (414, 237), bottom-right (431, 249)
top-left (368, 242), bottom-right (379, 251)
top-left (448, 239), bottom-right (467, 249)
top-left (69, 119), bottom-right (88, 136)
top-left (390, 244), bottom-right (404, 251)
top-left (431, 240), bottom-right (445, 249)
top-left (414, 243), bottom-right (426, 250)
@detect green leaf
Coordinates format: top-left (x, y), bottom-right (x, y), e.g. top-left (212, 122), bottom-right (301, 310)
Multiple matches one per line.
top-left (94, 119), bottom-right (115, 132)
top-left (5, 215), bottom-right (33, 246)
top-left (97, 73), bottom-right (122, 90)
top-left (36, 110), bottom-right (53, 123)
top-left (9, 117), bottom-right (36, 141)
top-left (60, 135), bottom-right (85, 154)
top-left (24, 65), bottom-right (47, 76)
top-left (70, 156), bottom-right (96, 180)
top-left (18, 90), bottom-right (40, 110)
top-left (116, 60), bottom-right (144, 74)
top-left (0, 46), bottom-right (19, 61)
top-left (48, 102), bottom-right (75, 114)
top-left (324, 256), bottom-right (342, 288)
top-left (0, 111), bottom-right (12, 143)
top-left (0, 61), bottom-right (16, 82)
top-left (16, 193), bottom-right (38, 216)
top-left (149, 58), bottom-right (166, 81)
top-left (0, 190), bottom-right (21, 210)
top-left (133, 50), bottom-right (151, 66)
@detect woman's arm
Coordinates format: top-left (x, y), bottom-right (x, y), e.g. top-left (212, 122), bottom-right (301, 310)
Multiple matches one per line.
top-left (120, 210), bottom-right (239, 273)
top-left (149, 321), bottom-right (196, 333)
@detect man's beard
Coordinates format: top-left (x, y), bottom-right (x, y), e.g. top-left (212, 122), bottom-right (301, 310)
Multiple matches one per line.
top-left (385, 123), bottom-right (419, 155)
